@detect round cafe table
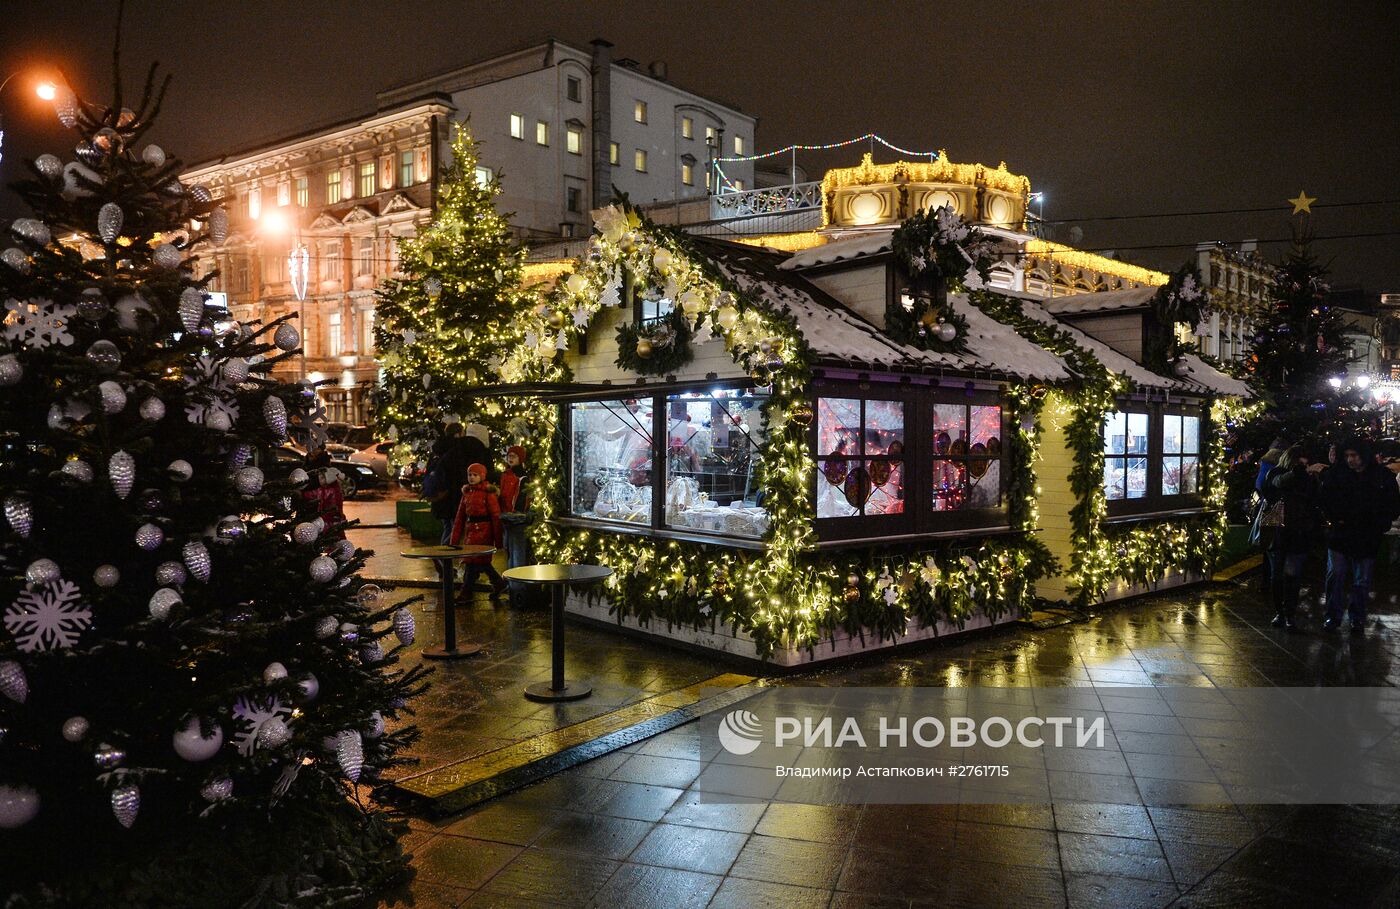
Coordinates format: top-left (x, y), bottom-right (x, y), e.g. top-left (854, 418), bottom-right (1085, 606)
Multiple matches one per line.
top-left (503, 563), bottom-right (613, 702)
top-left (399, 544), bottom-right (495, 660)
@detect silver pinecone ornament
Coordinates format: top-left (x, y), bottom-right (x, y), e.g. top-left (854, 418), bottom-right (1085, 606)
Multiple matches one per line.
top-left (153, 243), bottom-right (182, 270)
top-left (221, 357), bottom-right (249, 385)
top-left (0, 660), bottom-right (27, 704)
top-left (334, 730), bottom-right (364, 782)
top-left (97, 203), bottom-right (123, 244)
top-left (182, 541), bottom-right (211, 582)
top-left (393, 608), bottom-right (416, 646)
top-left (3, 496), bottom-right (33, 538)
top-left (108, 450), bottom-right (135, 499)
top-left (178, 287), bottom-right (205, 332)
top-left (263, 396), bottom-right (288, 439)
top-left (209, 207), bottom-right (228, 245)
top-left (10, 218), bottom-right (51, 247)
top-left (111, 784), bottom-right (140, 828)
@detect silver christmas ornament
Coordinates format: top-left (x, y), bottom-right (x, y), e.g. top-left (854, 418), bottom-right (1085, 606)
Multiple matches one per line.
top-left (292, 522), bottom-right (318, 545)
top-left (98, 380), bottom-right (127, 414)
top-left (93, 564), bottom-right (120, 587)
top-left (424, 277), bottom-right (442, 300)
top-left (178, 287), bottom-right (204, 332)
top-left (201, 778), bottom-right (233, 802)
top-left (360, 642), bottom-right (383, 663)
top-left (221, 357), bottom-right (249, 384)
top-left (357, 584), bottom-right (383, 607)
top-left (182, 541), bottom-right (212, 582)
top-left (263, 396), bottom-right (287, 438)
top-left (141, 144), bottom-right (166, 167)
top-left (309, 556), bottom-right (337, 584)
top-left (149, 587), bottom-right (181, 620)
top-left (256, 718), bottom-right (292, 750)
top-left (0, 660), bottom-right (28, 703)
top-left (226, 442), bottom-right (252, 470)
top-left (51, 83), bottom-right (78, 127)
top-left (0, 354), bottom-right (21, 386)
top-left (167, 459), bottom-right (193, 482)
top-left (135, 523), bottom-right (164, 550)
top-left (4, 496), bottom-right (33, 538)
top-left (209, 207), bottom-right (228, 245)
top-left (0, 785), bottom-right (40, 829)
top-left (153, 243), bottom-right (182, 270)
top-left (77, 288), bottom-right (109, 320)
top-left (62, 716), bottom-right (90, 742)
top-left (93, 742), bottom-right (126, 770)
top-left (311, 517), bottom-right (326, 534)
top-left (75, 140), bottom-right (103, 167)
top-left (85, 340), bottom-right (121, 373)
top-left (162, 179), bottom-right (185, 197)
top-left (25, 559), bottom-right (61, 586)
top-left (35, 154), bottom-right (62, 178)
top-left (263, 662), bottom-right (288, 683)
top-left (1, 248), bottom-right (29, 273)
top-left (92, 127), bottom-right (121, 155)
top-left (108, 450), bottom-right (135, 499)
top-left (205, 410), bottom-right (233, 432)
top-left (273, 322), bottom-right (300, 352)
top-left (215, 515), bottom-right (247, 542)
top-left (314, 616), bottom-right (339, 639)
top-left (333, 538), bottom-right (356, 562)
top-left (97, 203), bottom-right (123, 244)
top-left (60, 460), bottom-right (94, 483)
top-left (393, 608), bottom-right (416, 646)
top-left (111, 784), bottom-right (140, 828)
top-left (155, 561), bottom-right (188, 587)
top-left (10, 218), bottom-right (52, 247)
top-left (172, 718), bottom-right (224, 762)
top-left (365, 711), bottom-right (385, 739)
top-left (333, 730), bottom-right (364, 782)
top-left (296, 673), bottom-right (319, 702)
top-left (139, 397), bottom-right (166, 421)
top-left (288, 468), bottom-right (309, 486)
top-left (233, 466), bottom-right (264, 496)
top-left (338, 622), bottom-right (359, 644)
top-left (190, 184), bottom-right (213, 203)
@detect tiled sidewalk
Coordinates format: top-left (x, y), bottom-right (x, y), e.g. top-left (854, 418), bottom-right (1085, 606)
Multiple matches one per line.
top-left (379, 575), bottom-right (1400, 909)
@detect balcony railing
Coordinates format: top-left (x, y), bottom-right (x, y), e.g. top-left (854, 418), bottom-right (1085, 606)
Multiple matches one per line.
top-left (710, 181), bottom-right (822, 220)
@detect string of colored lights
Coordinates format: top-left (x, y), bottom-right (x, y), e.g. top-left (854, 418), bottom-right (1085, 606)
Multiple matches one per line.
top-left (714, 132), bottom-right (942, 163)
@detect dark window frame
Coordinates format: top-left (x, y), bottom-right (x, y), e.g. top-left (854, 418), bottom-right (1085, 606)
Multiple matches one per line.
top-left (1103, 400), bottom-right (1205, 517)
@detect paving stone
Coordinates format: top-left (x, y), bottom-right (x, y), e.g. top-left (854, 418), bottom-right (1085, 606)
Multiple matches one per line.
top-left (728, 834), bottom-right (848, 889)
top-left (707, 877), bottom-right (832, 909)
top-left (628, 822), bottom-right (748, 875)
top-left (1057, 831), bottom-right (1173, 882)
top-left (413, 836), bottom-right (522, 889)
top-left (589, 863), bottom-right (721, 909)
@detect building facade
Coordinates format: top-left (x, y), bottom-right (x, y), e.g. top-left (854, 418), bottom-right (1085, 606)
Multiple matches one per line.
top-left (182, 38), bottom-right (756, 423)
top-left (1191, 241), bottom-right (1272, 365)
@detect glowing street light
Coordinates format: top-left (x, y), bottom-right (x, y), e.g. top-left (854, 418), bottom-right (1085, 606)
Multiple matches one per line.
top-left (0, 72), bottom-right (61, 170)
top-left (35, 81), bottom-right (57, 102)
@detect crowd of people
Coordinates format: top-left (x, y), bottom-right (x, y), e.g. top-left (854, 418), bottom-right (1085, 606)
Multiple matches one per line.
top-left (1253, 435), bottom-right (1400, 633)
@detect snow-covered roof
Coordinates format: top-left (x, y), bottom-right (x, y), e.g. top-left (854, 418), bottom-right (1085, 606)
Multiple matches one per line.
top-left (779, 230), bottom-right (893, 270)
top-left (696, 238), bottom-right (1070, 382)
top-left (1173, 353), bottom-right (1253, 397)
top-left (1041, 286), bottom-right (1158, 315)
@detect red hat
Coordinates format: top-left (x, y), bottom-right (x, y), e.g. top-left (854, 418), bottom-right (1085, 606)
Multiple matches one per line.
top-left (507, 445), bottom-right (527, 464)
top-left (467, 462), bottom-right (487, 478)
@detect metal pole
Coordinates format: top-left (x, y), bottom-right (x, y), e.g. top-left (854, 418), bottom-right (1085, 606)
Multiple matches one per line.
top-left (551, 583), bottom-right (566, 692)
top-left (442, 558), bottom-right (457, 652)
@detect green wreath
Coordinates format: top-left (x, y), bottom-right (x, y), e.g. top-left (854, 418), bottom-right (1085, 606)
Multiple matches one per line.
top-left (615, 309), bottom-right (694, 375)
top-left (887, 206), bottom-right (993, 352)
top-left (1145, 264), bottom-right (1208, 373)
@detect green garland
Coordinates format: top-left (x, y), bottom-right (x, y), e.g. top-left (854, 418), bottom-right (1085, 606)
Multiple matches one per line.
top-left (1144, 263), bottom-right (1208, 373)
top-left (886, 205), bottom-right (992, 353)
top-left (614, 308), bottom-right (694, 375)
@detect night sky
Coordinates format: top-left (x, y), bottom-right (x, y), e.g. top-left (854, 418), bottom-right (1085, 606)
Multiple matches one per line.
top-left (4, 1), bottom-right (1398, 290)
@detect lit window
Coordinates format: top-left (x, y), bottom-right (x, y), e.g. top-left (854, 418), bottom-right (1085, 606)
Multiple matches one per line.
top-left (567, 127), bottom-right (582, 155)
top-left (247, 187), bottom-right (261, 220)
top-left (566, 76), bottom-right (582, 102)
top-left (326, 310), bottom-right (342, 357)
top-left (326, 170), bottom-right (342, 205)
top-left (355, 237), bottom-right (374, 277)
top-left (1103, 410), bottom-right (1149, 501)
top-left (734, 136), bottom-right (745, 155)
top-left (277, 182), bottom-right (290, 207)
top-left (569, 399), bottom-right (654, 524)
top-left (634, 100), bottom-right (647, 123)
top-left (294, 176), bottom-right (308, 207)
top-left (474, 165), bottom-right (493, 186)
top-left (931, 403), bottom-right (1003, 511)
top-left (682, 163), bottom-right (694, 186)
top-left (319, 241), bottom-right (338, 281)
top-left (234, 260), bottom-right (249, 293)
top-left (663, 389), bottom-right (771, 537)
top-left (636, 291), bottom-right (673, 326)
top-left (361, 308), bottom-right (375, 354)
top-left (1161, 413), bottom-right (1201, 496)
top-left (732, 179), bottom-right (745, 192)
top-left (705, 126), bottom-right (717, 145)
top-left (358, 161), bottom-right (376, 198)
top-left (816, 397), bottom-right (906, 518)
top-left (609, 142), bottom-right (619, 166)
top-left (536, 121), bottom-right (549, 146)
top-left (681, 116), bottom-right (693, 139)
top-left (634, 149), bottom-right (647, 172)
top-left (705, 169), bottom-right (712, 191)
top-left (510, 113), bottom-right (524, 139)
top-left (399, 150), bottom-right (414, 187)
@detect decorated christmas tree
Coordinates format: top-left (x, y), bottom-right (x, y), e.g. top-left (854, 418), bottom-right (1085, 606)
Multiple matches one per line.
top-left (0, 56), bottom-right (425, 906)
top-left (372, 123), bottom-right (539, 458)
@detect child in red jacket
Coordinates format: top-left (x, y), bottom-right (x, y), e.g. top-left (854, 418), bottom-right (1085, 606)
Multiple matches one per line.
top-left (500, 445), bottom-right (529, 513)
top-left (449, 462), bottom-right (505, 599)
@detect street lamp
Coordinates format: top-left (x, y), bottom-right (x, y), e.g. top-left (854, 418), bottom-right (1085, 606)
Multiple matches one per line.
top-left (0, 73), bottom-right (60, 170)
top-left (259, 208), bottom-right (310, 380)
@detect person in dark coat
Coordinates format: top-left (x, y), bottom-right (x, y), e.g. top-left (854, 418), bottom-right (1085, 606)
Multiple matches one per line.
top-left (1319, 437), bottom-right (1400, 634)
top-left (1260, 446), bottom-right (1321, 630)
top-left (428, 424), bottom-right (470, 544)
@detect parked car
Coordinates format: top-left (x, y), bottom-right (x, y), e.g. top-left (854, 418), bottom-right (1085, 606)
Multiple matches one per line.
top-left (274, 445), bottom-right (382, 499)
top-left (349, 440), bottom-right (395, 479)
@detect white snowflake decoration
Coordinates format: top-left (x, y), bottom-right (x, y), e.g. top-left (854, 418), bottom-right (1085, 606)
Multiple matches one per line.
top-left (3, 298), bottom-right (77, 349)
top-left (183, 355), bottom-right (240, 426)
top-left (230, 694), bottom-right (293, 757)
top-left (4, 579), bottom-right (92, 651)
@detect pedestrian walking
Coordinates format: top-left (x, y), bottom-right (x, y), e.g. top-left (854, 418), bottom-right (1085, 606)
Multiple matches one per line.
top-left (1319, 437), bottom-right (1400, 634)
top-left (1259, 445), bottom-right (1321, 630)
top-left (449, 462), bottom-right (506, 601)
top-left (424, 423), bottom-right (469, 544)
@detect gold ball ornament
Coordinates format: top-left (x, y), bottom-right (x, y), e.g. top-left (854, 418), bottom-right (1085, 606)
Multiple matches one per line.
top-left (564, 272), bottom-right (588, 297)
top-left (536, 342), bottom-right (557, 360)
top-left (716, 305), bottom-right (740, 332)
top-left (635, 338), bottom-right (654, 358)
top-left (547, 310), bottom-right (566, 330)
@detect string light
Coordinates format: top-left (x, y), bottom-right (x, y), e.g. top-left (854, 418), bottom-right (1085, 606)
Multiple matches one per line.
top-left (716, 132), bottom-right (942, 163)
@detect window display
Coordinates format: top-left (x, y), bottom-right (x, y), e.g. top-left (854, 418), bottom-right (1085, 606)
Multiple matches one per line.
top-left (1162, 413), bottom-right (1200, 495)
top-left (1103, 410), bottom-right (1149, 501)
top-left (569, 399), bottom-right (654, 524)
top-left (931, 403), bottom-right (1002, 511)
top-left (816, 397), bottom-right (906, 518)
top-left (663, 390), bottom-right (770, 537)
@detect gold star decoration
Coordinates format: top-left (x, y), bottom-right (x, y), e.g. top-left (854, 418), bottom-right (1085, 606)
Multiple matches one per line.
top-left (1288, 191), bottom-right (1316, 214)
